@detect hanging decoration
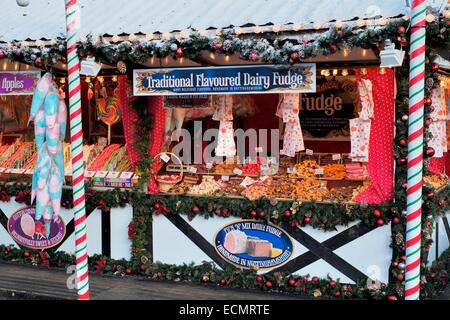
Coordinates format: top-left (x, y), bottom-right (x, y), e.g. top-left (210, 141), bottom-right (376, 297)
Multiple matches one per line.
top-left (96, 81), bottom-right (121, 144)
top-left (276, 93), bottom-right (304, 157)
top-left (213, 95), bottom-right (236, 158)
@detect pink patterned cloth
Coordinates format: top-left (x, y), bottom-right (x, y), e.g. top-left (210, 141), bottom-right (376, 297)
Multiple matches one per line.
top-left (213, 95), bottom-right (236, 157)
top-left (428, 87), bottom-right (448, 158)
top-left (354, 68), bottom-right (395, 204)
top-left (276, 93), bottom-right (304, 157)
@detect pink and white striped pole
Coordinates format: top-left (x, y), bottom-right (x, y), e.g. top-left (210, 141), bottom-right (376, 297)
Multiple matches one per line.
top-left (65, 0), bottom-right (90, 300)
top-left (405, 0), bottom-right (427, 301)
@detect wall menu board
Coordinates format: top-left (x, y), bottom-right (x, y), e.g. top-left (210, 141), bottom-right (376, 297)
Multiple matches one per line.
top-left (299, 77), bottom-right (357, 139)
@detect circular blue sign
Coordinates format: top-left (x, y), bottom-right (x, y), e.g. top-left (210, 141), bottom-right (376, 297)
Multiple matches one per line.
top-left (214, 220), bottom-right (293, 270)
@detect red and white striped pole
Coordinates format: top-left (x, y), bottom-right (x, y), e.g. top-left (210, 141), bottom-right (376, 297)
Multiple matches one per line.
top-left (65, 0), bottom-right (90, 300)
top-left (405, 0), bottom-right (427, 301)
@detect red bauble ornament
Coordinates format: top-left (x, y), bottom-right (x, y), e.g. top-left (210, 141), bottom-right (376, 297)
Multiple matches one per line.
top-left (34, 57), bottom-right (43, 67)
top-left (439, 198), bottom-right (446, 207)
top-left (288, 278), bottom-right (296, 286)
top-left (192, 205), bottom-right (200, 213)
top-left (249, 51), bottom-right (259, 62)
top-left (175, 47), bottom-right (184, 58)
top-left (156, 271), bottom-right (162, 278)
top-left (428, 192), bottom-right (435, 200)
top-left (23, 251), bottom-right (30, 258)
top-left (334, 291), bottom-right (341, 297)
top-left (397, 158), bottom-right (407, 165)
top-left (154, 203), bottom-right (161, 210)
top-left (329, 280), bottom-right (337, 287)
top-left (125, 268), bottom-right (132, 275)
top-left (0, 50), bottom-right (6, 59)
top-left (117, 60), bottom-right (127, 74)
top-left (139, 264), bottom-right (147, 272)
top-left (259, 211), bottom-right (265, 218)
top-left (312, 276), bottom-right (319, 283)
top-left (398, 26), bottom-right (406, 34)
top-left (431, 63), bottom-right (439, 73)
top-left (219, 279), bottom-right (226, 286)
top-left (426, 147), bottom-right (435, 157)
top-left (215, 208), bottom-right (222, 216)
top-left (265, 280), bottom-right (273, 288)
top-left (428, 105), bottom-right (435, 113)
top-left (290, 52), bottom-right (299, 61)
top-left (283, 210), bottom-right (291, 218)
top-left (387, 295), bottom-right (398, 301)
top-left (337, 30), bottom-right (344, 38)
top-left (222, 209), bottom-right (229, 216)
top-left (425, 118), bottom-right (432, 127)
top-left (373, 209), bottom-right (381, 218)
top-left (329, 44), bottom-right (337, 53)
top-left (399, 38), bottom-right (408, 47)
top-left (256, 275), bottom-right (263, 282)
top-left (393, 217), bottom-right (400, 224)
top-left (392, 261), bottom-right (399, 267)
top-left (214, 43), bottom-right (222, 50)
top-left (250, 210), bottom-right (257, 217)
top-left (377, 219), bottom-right (385, 226)
top-left (397, 273), bottom-right (404, 281)
top-left (425, 97), bottom-right (432, 106)
top-left (402, 183), bottom-right (408, 189)
top-left (60, 56), bottom-right (67, 64)
top-left (399, 139), bottom-right (407, 146)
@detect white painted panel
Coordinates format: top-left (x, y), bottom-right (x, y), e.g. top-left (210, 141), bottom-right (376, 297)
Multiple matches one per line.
top-left (333, 223), bottom-right (391, 284)
top-left (153, 214), bottom-right (213, 266)
top-left (429, 211), bottom-right (450, 265)
top-left (110, 205), bottom-right (133, 260)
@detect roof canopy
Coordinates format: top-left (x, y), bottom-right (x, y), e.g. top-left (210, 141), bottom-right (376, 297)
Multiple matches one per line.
top-left (0, 0), bottom-right (417, 41)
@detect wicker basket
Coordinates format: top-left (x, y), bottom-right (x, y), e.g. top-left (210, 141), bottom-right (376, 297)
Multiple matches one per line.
top-left (155, 152), bottom-right (184, 193)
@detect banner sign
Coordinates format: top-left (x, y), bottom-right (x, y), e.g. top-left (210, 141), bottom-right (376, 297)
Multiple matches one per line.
top-left (133, 64), bottom-right (316, 96)
top-left (0, 71), bottom-right (41, 96)
top-left (214, 220), bottom-right (293, 270)
top-left (7, 207), bottom-right (66, 249)
top-left (299, 77), bottom-right (356, 138)
top-left (164, 95), bottom-right (210, 108)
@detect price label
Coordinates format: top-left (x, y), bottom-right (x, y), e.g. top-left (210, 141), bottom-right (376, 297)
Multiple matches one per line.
top-left (260, 164), bottom-right (269, 171)
top-left (260, 175), bottom-right (269, 182)
top-left (305, 149), bottom-right (314, 155)
top-left (189, 166), bottom-right (198, 173)
top-left (205, 163), bottom-right (213, 170)
top-left (221, 175), bottom-right (230, 181)
top-left (233, 168), bottom-right (243, 175)
top-left (255, 147), bottom-right (263, 153)
top-left (332, 154), bottom-right (341, 160)
top-left (160, 153), bottom-right (170, 163)
top-left (315, 168), bottom-right (324, 175)
top-left (240, 176), bottom-right (256, 187)
top-left (287, 167), bottom-right (295, 174)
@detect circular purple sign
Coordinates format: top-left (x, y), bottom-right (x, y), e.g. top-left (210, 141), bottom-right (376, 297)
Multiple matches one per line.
top-left (7, 206), bottom-right (66, 249)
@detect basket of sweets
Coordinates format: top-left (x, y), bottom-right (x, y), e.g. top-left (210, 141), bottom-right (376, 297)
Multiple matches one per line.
top-left (155, 152), bottom-right (184, 192)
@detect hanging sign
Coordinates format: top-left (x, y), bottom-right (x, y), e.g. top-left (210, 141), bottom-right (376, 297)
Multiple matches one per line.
top-left (7, 207), bottom-right (66, 250)
top-left (0, 71), bottom-right (41, 95)
top-left (214, 220), bottom-right (293, 270)
top-left (133, 64), bottom-right (316, 96)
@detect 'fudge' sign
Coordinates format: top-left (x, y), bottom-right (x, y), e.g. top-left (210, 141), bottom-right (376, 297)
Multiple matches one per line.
top-left (214, 220), bottom-right (293, 270)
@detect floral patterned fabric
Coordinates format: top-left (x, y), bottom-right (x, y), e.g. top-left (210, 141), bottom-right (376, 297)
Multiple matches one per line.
top-left (276, 93), bottom-right (305, 157)
top-left (213, 95), bottom-right (236, 157)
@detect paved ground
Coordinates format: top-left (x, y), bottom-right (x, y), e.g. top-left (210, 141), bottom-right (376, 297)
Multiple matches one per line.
top-left (0, 262), bottom-right (306, 300)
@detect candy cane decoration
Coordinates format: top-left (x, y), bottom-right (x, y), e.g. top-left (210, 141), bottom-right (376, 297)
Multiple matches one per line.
top-left (65, 0), bottom-right (90, 300)
top-left (406, 0), bottom-right (426, 301)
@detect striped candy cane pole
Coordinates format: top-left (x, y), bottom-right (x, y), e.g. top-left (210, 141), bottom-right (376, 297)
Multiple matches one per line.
top-left (406, 0), bottom-right (426, 301)
top-left (65, 0), bottom-right (90, 300)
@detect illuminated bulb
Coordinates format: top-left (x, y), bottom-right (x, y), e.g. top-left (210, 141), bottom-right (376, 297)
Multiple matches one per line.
top-left (362, 49), bottom-right (367, 57)
top-left (112, 35), bottom-right (120, 43)
top-left (343, 48), bottom-right (349, 57)
top-left (335, 21), bottom-right (343, 29)
top-left (14, 62), bottom-right (19, 71)
top-left (60, 78), bottom-right (66, 84)
top-left (323, 69), bottom-right (330, 77)
top-left (128, 34), bottom-right (137, 41)
top-left (313, 23), bottom-right (322, 30)
top-left (224, 55), bottom-right (230, 62)
top-left (95, 37), bottom-right (101, 44)
top-left (426, 14), bottom-right (436, 23)
top-left (209, 52), bottom-right (216, 60)
top-left (341, 69), bottom-right (349, 76)
top-left (444, 10), bottom-right (450, 19)
top-left (112, 76), bottom-right (118, 82)
top-left (164, 56), bottom-right (169, 64)
top-left (161, 32), bottom-right (171, 40)
top-left (380, 67), bottom-right (386, 75)
top-left (272, 25), bottom-right (282, 33)
top-left (234, 27), bottom-right (242, 35)
top-left (150, 56), bottom-right (155, 64)
top-left (145, 34), bottom-right (154, 41)
top-left (97, 76), bottom-right (104, 83)
top-left (292, 23), bottom-right (302, 31)
top-left (179, 57), bottom-right (184, 64)
top-left (254, 26), bottom-right (262, 34)
top-left (333, 69), bottom-right (338, 76)
top-left (25, 64), bottom-right (30, 70)
top-left (2, 61), bottom-right (7, 71)
top-left (85, 77), bottom-right (91, 83)
top-left (356, 19), bottom-right (366, 28)
top-left (360, 68), bottom-right (367, 75)
top-left (378, 18), bottom-right (388, 26)
top-left (403, 15), bottom-right (410, 21)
